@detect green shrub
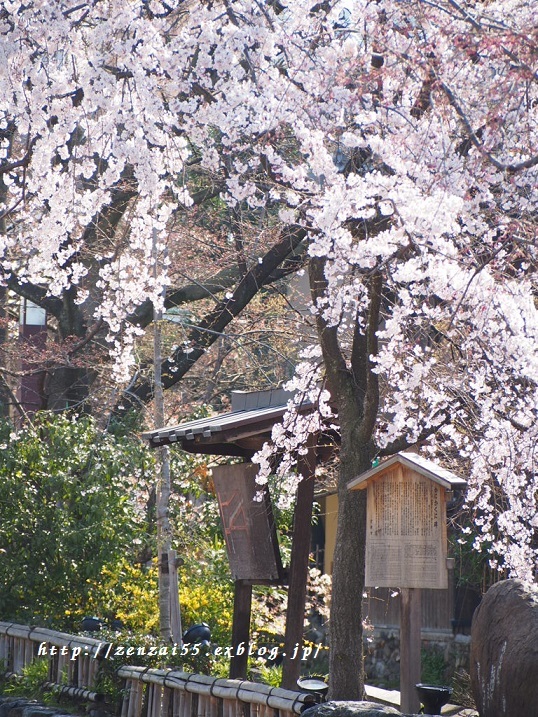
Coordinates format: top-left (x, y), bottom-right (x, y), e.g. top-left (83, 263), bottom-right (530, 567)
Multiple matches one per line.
top-left (1, 659), bottom-right (49, 699)
top-left (255, 664), bottom-right (283, 688)
top-left (0, 413), bottom-right (154, 630)
top-left (421, 647), bottom-right (447, 686)
top-left (0, 410), bottom-right (296, 667)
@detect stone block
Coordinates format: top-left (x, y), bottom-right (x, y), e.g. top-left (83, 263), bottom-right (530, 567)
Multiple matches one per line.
top-left (302, 700), bottom-right (402, 717)
top-left (470, 579), bottom-right (538, 717)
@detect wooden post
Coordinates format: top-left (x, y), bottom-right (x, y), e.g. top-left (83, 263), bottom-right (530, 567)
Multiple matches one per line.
top-left (169, 549), bottom-right (182, 644)
top-left (447, 557), bottom-right (455, 630)
top-left (153, 228), bottom-right (174, 643)
top-left (230, 581), bottom-right (252, 678)
top-left (400, 587), bottom-right (421, 714)
top-left (281, 442), bottom-right (316, 690)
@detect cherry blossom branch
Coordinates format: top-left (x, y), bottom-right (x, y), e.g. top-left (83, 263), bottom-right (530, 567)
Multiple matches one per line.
top-left (499, 44), bottom-right (538, 83)
top-left (0, 155), bottom-right (31, 175)
top-left (377, 411), bottom-right (453, 457)
top-left (445, 242), bottom-right (508, 333)
top-left (62, 3), bottom-right (89, 18)
top-left (444, 0), bottom-right (481, 30)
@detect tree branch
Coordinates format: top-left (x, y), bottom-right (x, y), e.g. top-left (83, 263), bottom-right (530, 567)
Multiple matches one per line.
top-left (3, 276), bottom-right (63, 318)
top-left (79, 164), bottom-right (137, 249)
top-left (357, 270), bottom-right (382, 443)
top-left (67, 318), bottom-right (104, 356)
top-left (0, 156), bottom-right (31, 175)
top-left (308, 256), bottom-right (350, 404)
top-left (378, 410), bottom-right (452, 457)
top-left (129, 237), bottom-right (308, 328)
top-left (114, 224), bottom-right (307, 416)
top-left (441, 81), bottom-right (538, 174)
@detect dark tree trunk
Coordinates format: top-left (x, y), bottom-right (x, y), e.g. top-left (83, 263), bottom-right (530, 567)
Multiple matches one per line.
top-left (328, 428), bottom-right (372, 699)
top-left (309, 257), bottom-right (382, 700)
top-left (44, 289), bottom-right (94, 412)
top-left (44, 366), bottom-right (94, 412)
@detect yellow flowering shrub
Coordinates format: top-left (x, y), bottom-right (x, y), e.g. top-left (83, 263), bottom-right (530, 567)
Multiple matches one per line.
top-left (179, 580), bottom-right (234, 646)
top-left (84, 559), bottom-right (160, 634)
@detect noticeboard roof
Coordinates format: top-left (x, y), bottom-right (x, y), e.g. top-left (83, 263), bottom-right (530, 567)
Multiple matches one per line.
top-left (142, 388), bottom-right (315, 457)
top-left (144, 403), bottom-right (288, 446)
top-left (347, 452), bottom-right (467, 491)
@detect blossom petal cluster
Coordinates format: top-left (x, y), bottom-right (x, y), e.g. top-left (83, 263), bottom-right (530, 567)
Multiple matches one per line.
top-left (1, 0), bottom-right (538, 576)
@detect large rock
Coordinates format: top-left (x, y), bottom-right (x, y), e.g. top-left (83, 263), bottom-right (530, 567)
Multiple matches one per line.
top-left (301, 701), bottom-right (401, 717)
top-left (470, 579), bottom-right (538, 716)
top-left (0, 699), bottom-right (73, 717)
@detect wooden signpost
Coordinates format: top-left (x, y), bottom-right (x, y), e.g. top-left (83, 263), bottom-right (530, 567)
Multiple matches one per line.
top-left (212, 462), bottom-right (283, 581)
top-left (348, 452), bottom-right (466, 714)
top-left (144, 388), bottom-right (319, 687)
top-left (212, 463), bottom-right (284, 678)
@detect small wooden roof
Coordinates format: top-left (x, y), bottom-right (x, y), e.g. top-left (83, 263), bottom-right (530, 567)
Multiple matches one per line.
top-left (142, 388), bottom-right (317, 458)
top-left (347, 452), bottom-right (467, 491)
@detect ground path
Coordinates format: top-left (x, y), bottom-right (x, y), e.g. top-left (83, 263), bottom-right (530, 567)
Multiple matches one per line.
top-left (365, 685), bottom-right (478, 715)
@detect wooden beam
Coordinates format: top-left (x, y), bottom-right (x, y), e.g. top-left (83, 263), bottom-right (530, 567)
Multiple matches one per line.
top-left (179, 443), bottom-right (256, 458)
top-left (400, 587), bottom-right (421, 714)
top-left (168, 549), bottom-right (182, 644)
top-left (230, 581), bottom-right (252, 679)
top-left (281, 441), bottom-right (316, 690)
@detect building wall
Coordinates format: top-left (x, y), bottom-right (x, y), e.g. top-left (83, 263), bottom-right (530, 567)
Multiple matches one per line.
top-left (364, 627), bottom-right (472, 689)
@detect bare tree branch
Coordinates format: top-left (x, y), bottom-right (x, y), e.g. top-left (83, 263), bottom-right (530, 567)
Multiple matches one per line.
top-left (130, 237), bottom-right (308, 328)
top-left (441, 81), bottom-right (538, 174)
top-left (3, 276), bottom-right (63, 318)
top-left (114, 224), bottom-right (307, 416)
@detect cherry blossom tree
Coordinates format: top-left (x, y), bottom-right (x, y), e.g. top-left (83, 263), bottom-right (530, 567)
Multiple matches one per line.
top-left (2, 0), bottom-right (538, 700)
top-left (0, 0), bottom-right (308, 415)
top-left (249, 0), bottom-right (538, 697)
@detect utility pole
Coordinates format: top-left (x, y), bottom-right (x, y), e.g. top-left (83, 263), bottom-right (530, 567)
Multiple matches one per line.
top-left (153, 228), bottom-right (182, 643)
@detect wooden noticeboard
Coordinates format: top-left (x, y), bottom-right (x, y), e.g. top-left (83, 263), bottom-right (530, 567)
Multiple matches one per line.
top-left (348, 452), bottom-right (465, 715)
top-left (212, 463), bottom-right (283, 582)
top-left (365, 466), bottom-right (448, 589)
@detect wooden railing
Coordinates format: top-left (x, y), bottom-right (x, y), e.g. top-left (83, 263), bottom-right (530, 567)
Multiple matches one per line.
top-left (0, 621), bottom-right (105, 702)
top-left (0, 622), bottom-right (310, 717)
top-left (118, 666), bottom-right (308, 717)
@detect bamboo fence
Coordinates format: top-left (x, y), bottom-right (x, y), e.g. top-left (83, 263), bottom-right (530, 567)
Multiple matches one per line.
top-left (0, 623), bottom-right (310, 717)
top-left (117, 666), bottom-right (309, 717)
top-left (0, 621), bottom-right (105, 699)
